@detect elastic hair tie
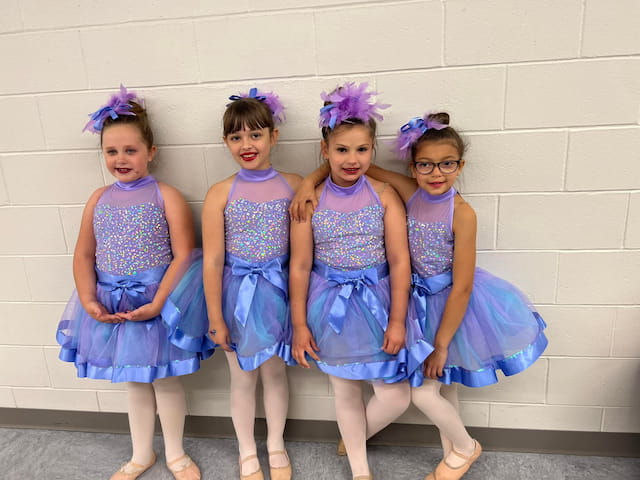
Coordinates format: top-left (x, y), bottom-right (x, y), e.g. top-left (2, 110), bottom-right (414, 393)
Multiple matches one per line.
top-left (393, 114), bottom-right (448, 160)
top-left (227, 87), bottom-right (285, 124)
top-left (319, 81), bottom-right (389, 130)
top-left (83, 84), bottom-right (139, 133)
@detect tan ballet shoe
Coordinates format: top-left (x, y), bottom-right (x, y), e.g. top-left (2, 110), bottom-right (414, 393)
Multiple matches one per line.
top-left (239, 454), bottom-right (264, 480)
top-left (337, 438), bottom-right (347, 456)
top-left (268, 450), bottom-right (292, 480)
top-left (353, 475), bottom-right (373, 480)
top-left (425, 439), bottom-right (482, 480)
top-left (167, 453), bottom-right (201, 480)
top-left (110, 452), bottom-right (156, 480)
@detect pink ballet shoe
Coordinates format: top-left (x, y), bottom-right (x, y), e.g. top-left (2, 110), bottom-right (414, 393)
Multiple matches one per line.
top-left (268, 450), bottom-right (292, 480)
top-left (110, 452), bottom-right (156, 480)
top-left (337, 438), bottom-right (347, 456)
top-left (239, 454), bottom-right (264, 480)
top-left (167, 453), bottom-right (201, 480)
top-left (424, 439), bottom-right (482, 480)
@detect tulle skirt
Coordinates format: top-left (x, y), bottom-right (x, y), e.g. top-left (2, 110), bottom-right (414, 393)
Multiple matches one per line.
top-left (410, 268), bottom-right (548, 388)
top-left (56, 252), bottom-right (212, 383)
top-left (221, 253), bottom-right (293, 371)
top-left (307, 261), bottom-right (433, 382)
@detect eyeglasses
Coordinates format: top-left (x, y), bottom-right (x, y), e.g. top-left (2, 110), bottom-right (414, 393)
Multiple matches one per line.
top-left (413, 160), bottom-right (461, 175)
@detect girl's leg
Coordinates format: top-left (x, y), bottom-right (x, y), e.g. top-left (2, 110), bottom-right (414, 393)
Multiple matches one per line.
top-left (127, 381), bottom-right (157, 466)
top-left (329, 375), bottom-right (369, 478)
top-left (153, 376), bottom-right (187, 463)
top-left (411, 379), bottom-right (475, 468)
top-left (438, 383), bottom-right (459, 457)
top-left (226, 351), bottom-right (260, 476)
top-left (259, 356), bottom-right (290, 468)
top-left (366, 381), bottom-right (411, 439)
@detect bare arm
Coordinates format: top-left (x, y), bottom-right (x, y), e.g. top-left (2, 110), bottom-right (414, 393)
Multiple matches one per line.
top-left (73, 187), bottom-right (123, 323)
top-left (289, 162), bottom-right (330, 222)
top-left (366, 164), bottom-right (418, 204)
top-left (118, 183), bottom-right (195, 322)
top-left (377, 181), bottom-right (411, 354)
top-left (202, 179), bottom-right (233, 351)
top-left (424, 197), bottom-right (477, 379)
top-left (289, 199), bottom-right (320, 368)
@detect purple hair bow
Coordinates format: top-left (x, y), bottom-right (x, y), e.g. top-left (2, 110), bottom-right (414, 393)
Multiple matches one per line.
top-left (83, 84), bottom-right (138, 133)
top-left (319, 82), bottom-right (389, 130)
top-left (393, 115), bottom-right (448, 160)
top-left (228, 87), bottom-right (285, 124)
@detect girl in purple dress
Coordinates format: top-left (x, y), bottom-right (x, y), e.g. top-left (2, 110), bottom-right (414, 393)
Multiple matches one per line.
top-left (56, 86), bottom-right (208, 480)
top-left (202, 88), bottom-right (300, 480)
top-left (290, 83), bottom-right (432, 480)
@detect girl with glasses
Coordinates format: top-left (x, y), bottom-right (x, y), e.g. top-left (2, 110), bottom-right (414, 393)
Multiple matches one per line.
top-left (292, 112), bottom-right (547, 480)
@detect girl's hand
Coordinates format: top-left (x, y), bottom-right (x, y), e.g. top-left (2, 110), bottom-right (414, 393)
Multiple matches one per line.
top-left (289, 178), bottom-right (318, 223)
top-left (292, 326), bottom-right (320, 368)
top-left (208, 323), bottom-right (232, 352)
top-left (117, 303), bottom-right (161, 322)
top-left (424, 346), bottom-right (448, 379)
top-left (382, 322), bottom-right (405, 355)
top-left (85, 301), bottom-right (124, 324)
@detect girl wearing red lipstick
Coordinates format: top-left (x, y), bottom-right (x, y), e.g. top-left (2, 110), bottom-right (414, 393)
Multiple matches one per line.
top-left (292, 112), bottom-right (548, 480)
top-left (56, 86), bottom-right (209, 480)
top-left (289, 83), bottom-right (432, 480)
top-left (202, 88), bottom-right (300, 480)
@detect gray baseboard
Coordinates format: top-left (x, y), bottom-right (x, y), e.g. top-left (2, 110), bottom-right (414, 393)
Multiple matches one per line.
top-left (1, 408), bottom-right (638, 458)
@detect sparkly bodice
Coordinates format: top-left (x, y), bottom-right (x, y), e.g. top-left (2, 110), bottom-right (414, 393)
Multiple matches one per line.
top-left (407, 187), bottom-right (455, 278)
top-left (94, 176), bottom-right (172, 276)
top-left (224, 169), bottom-right (293, 263)
top-left (312, 176), bottom-right (386, 271)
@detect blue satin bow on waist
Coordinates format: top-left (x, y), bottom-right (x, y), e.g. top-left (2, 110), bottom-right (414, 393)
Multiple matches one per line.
top-left (314, 261), bottom-right (389, 335)
top-left (411, 271), bottom-right (453, 320)
top-left (97, 265), bottom-right (167, 309)
top-left (227, 253), bottom-right (289, 327)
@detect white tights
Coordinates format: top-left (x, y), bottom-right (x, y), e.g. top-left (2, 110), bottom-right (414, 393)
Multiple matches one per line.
top-left (225, 352), bottom-right (289, 475)
top-left (411, 379), bottom-right (475, 467)
top-left (330, 376), bottom-right (411, 477)
top-left (127, 376), bottom-right (187, 466)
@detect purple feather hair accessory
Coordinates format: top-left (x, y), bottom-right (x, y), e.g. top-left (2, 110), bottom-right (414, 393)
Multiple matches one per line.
top-left (83, 84), bottom-right (139, 133)
top-left (228, 87), bottom-right (285, 124)
top-left (393, 114), bottom-right (448, 160)
top-left (319, 82), bottom-right (389, 130)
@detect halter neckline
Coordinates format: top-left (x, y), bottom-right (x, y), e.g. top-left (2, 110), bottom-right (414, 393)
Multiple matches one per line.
top-left (114, 175), bottom-right (156, 191)
top-left (237, 167), bottom-right (278, 182)
top-left (326, 174), bottom-right (365, 197)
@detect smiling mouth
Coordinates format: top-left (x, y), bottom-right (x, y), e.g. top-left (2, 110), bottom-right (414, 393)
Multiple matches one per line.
top-left (241, 153), bottom-right (257, 162)
top-left (116, 168), bottom-right (132, 174)
top-left (343, 168), bottom-right (359, 174)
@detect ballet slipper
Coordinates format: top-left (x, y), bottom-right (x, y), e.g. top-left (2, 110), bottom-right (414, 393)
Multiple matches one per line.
top-left (268, 450), bottom-right (292, 480)
top-left (167, 453), bottom-right (201, 480)
top-left (239, 454), bottom-right (264, 480)
top-left (424, 439), bottom-right (482, 480)
top-left (337, 438), bottom-right (347, 456)
top-left (353, 475), bottom-right (373, 480)
top-left (110, 452), bottom-right (156, 480)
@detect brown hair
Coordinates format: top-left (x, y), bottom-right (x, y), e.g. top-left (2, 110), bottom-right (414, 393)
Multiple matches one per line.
top-left (411, 112), bottom-right (466, 160)
top-left (100, 101), bottom-right (154, 149)
top-left (321, 117), bottom-right (377, 144)
top-left (223, 98), bottom-right (275, 137)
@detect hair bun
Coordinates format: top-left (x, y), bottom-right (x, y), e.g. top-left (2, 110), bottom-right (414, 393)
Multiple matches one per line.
top-left (426, 112), bottom-right (450, 126)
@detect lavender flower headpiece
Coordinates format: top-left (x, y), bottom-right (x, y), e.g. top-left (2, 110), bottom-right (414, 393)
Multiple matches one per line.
top-left (83, 84), bottom-right (139, 133)
top-left (393, 115), bottom-right (448, 160)
top-left (319, 82), bottom-right (389, 130)
top-left (228, 87), bottom-right (285, 124)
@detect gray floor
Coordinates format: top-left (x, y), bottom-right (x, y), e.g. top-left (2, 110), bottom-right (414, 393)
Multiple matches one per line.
top-left (1, 427), bottom-right (639, 480)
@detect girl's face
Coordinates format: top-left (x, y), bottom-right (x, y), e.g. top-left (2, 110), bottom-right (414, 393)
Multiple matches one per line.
top-left (102, 124), bottom-right (156, 183)
top-left (321, 124), bottom-right (374, 187)
top-left (224, 126), bottom-right (278, 170)
top-left (410, 140), bottom-right (464, 196)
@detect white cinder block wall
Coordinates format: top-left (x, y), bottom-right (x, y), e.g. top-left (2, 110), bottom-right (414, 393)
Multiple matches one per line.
top-left (0, 0), bottom-right (638, 434)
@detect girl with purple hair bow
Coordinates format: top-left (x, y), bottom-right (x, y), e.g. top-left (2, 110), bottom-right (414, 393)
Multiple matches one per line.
top-left (57, 85), bottom-right (211, 480)
top-left (289, 82), bottom-right (433, 480)
top-left (292, 112), bottom-right (548, 480)
top-left (202, 87), bottom-right (300, 480)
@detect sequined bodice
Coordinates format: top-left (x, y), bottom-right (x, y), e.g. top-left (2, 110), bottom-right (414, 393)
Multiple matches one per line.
top-left (407, 188), bottom-right (455, 278)
top-left (224, 170), bottom-right (293, 263)
top-left (312, 176), bottom-right (386, 271)
top-left (94, 177), bottom-right (172, 276)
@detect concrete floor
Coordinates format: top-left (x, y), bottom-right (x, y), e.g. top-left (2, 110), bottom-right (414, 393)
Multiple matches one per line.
top-left (1, 427), bottom-right (639, 480)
